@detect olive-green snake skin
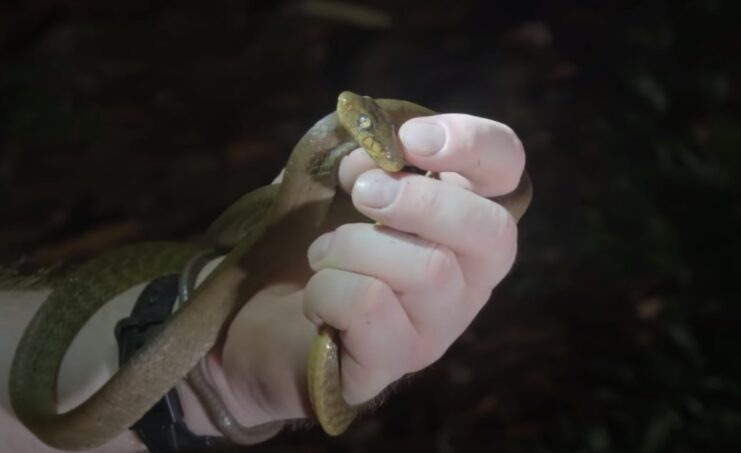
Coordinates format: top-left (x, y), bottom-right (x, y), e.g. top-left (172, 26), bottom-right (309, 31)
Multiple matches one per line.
top-left (9, 92), bottom-right (532, 450)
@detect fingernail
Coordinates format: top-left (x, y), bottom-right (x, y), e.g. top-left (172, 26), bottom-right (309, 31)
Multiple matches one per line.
top-left (307, 233), bottom-right (332, 264)
top-left (354, 172), bottom-right (400, 208)
top-left (400, 121), bottom-right (446, 156)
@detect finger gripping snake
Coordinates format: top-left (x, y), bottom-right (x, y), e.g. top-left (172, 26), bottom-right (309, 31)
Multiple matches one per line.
top-left (9, 92), bottom-right (532, 449)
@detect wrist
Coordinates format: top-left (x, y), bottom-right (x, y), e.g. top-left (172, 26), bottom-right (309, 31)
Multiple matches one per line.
top-left (178, 260), bottom-right (315, 434)
top-left (217, 285), bottom-right (317, 425)
top-left (175, 378), bottom-right (222, 437)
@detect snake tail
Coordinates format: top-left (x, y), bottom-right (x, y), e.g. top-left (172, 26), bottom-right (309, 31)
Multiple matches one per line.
top-left (307, 326), bottom-right (358, 435)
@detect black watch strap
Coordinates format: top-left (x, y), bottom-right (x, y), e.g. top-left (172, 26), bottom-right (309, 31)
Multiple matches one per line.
top-left (115, 274), bottom-right (224, 452)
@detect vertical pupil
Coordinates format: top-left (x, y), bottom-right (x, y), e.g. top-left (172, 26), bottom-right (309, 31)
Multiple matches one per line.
top-left (357, 113), bottom-right (372, 130)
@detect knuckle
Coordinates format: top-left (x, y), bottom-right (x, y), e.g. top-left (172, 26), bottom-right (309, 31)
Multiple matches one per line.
top-left (496, 123), bottom-right (526, 192)
top-left (410, 181), bottom-right (443, 217)
top-left (334, 223), bottom-right (363, 241)
top-left (358, 277), bottom-right (393, 316)
top-left (479, 201), bottom-right (516, 248)
top-left (303, 270), bottom-right (331, 317)
top-left (501, 122), bottom-right (518, 143)
top-left (498, 121), bottom-right (523, 156)
top-left (423, 244), bottom-right (459, 289)
top-left (409, 335), bottom-right (446, 372)
top-left (329, 224), bottom-right (365, 254)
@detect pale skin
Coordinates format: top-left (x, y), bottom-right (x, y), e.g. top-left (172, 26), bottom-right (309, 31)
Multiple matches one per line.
top-left (0, 113), bottom-right (526, 452)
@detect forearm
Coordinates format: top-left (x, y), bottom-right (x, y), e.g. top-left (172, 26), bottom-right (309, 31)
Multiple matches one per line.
top-left (0, 288), bottom-right (146, 452)
top-left (0, 271), bottom-right (312, 450)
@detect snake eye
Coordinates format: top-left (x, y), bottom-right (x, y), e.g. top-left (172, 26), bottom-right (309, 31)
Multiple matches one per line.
top-left (356, 113), bottom-right (372, 131)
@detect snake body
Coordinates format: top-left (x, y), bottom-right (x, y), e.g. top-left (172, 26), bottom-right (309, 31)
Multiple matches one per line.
top-left (9, 92), bottom-right (532, 449)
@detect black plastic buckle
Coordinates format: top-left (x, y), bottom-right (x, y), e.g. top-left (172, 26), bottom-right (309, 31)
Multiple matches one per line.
top-left (115, 274), bottom-right (224, 452)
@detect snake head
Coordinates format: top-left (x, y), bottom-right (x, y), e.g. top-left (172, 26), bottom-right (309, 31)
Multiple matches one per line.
top-left (337, 91), bottom-right (405, 172)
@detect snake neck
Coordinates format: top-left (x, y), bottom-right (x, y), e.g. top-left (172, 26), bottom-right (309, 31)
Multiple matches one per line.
top-left (304, 140), bottom-right (358, 182)
top-left (267, 112), bottom-right (356, 229)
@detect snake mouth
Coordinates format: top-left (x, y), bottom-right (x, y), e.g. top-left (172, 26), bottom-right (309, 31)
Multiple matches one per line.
top-left (375, 156), bottom-right (405, 172)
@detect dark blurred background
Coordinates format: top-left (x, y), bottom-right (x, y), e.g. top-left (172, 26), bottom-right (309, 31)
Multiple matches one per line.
top-left (1, 1), bottom-right (740, 451)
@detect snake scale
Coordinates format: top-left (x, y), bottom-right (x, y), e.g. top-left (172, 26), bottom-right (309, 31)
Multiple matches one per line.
top-left (9, 92), bottom-right (532, 450)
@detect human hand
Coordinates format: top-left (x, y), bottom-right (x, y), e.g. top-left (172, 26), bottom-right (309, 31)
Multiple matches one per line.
top-left (305, 113), bottom-right (527, 404)
top-left (182, 112), bottom-right (527, 434)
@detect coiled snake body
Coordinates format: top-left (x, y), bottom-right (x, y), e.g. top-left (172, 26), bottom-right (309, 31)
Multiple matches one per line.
top-left (9, 92), bottom-right (532, 450)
